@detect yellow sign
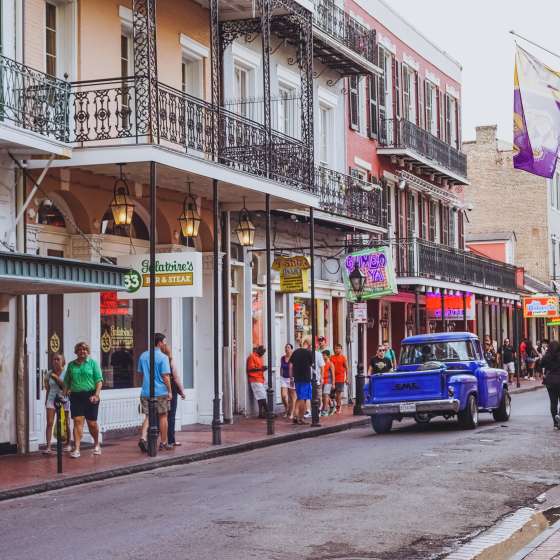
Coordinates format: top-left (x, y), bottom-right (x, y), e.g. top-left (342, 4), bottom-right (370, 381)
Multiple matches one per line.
top-left (49, 332), bottom-right (61, 353)
top-left (101, 330), bottom-right (111, 353)
top-left (272, 256), bottom-right (310, 294)
top-left (142, 272), bottom-right (194, 287)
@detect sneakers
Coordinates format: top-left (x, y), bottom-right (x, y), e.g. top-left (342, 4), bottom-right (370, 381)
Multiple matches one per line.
top-left (41, 448), bottom-right (52, 455)
top-left (159, 442), bottom-right (174, 451)
top-left (63, 445), bottom-right (73, 452)
top-left (70, 450), bottom-right (81, 459)
top-left (555, 415), bottom-right (560, 429)
top-left (93, 446), bottom-right (102, 456)
top-left (138, 439), bottom-right (148, 453)
top-left (320, 411), bottom-right (328, 417)
top-left (303, 411), bottom-right (311, 419)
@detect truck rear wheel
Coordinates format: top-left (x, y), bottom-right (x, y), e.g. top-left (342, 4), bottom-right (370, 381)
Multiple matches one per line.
top-left (458, 394), bottom-right (478, 429)
top-left (493, 389), bottom-right (511, 422)
top-left (414, 413), bottom-right (431, 424)
top-left (371, 415), bottom-right (393, 434)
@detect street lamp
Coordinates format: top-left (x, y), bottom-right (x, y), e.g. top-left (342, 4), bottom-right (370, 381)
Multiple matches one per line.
top-left (235, 198), bottom-right (255, 247)
top-left (349, 262), bottom-right (366, 415)
top-left (552, 234), bottom-right (557, 281)
top-left (110, 163), bottom-right (135, 226)
top-left (178, 178), bottom-right (201, 239)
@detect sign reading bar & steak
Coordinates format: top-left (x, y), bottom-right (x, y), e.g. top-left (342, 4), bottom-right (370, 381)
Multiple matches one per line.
top-left (343, 247), bottom-right (397, 301)
top-left (272, 256), bottom-right (310, 293)
top-left (118, 252), bottom-right (203, 299)
top-left (523, 295), bottom-right (559, 318)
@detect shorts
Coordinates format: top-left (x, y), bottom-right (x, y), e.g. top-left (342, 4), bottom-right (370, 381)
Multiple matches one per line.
top-left (322, 383), bottom-right (332, 395)
top-left (250, 382), bottom-right (267, 401)
top-left (526, 357), bottom-right (537, 365)
top-left (280, 377), bottom-right (291, 390)
top-left (335, 382), bottom-right (346, 393)
top-left (295, 382), bottom-right (312, 401)
top-left (504, 362), bottom-right (515, 374)
top-left (46, 394), bottom-right (70, 411)
top-left (70, 391), bottom-right (100, 421)
top-left (140, 396), bottom-right (170, 415)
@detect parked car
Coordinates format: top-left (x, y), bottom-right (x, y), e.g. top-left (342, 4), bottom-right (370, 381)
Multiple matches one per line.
top-left (363, 332), bottom-right (511, 434)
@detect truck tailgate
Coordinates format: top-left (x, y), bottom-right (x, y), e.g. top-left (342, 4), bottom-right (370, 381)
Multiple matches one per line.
top-left (369, 370), bottom-right (446, 403)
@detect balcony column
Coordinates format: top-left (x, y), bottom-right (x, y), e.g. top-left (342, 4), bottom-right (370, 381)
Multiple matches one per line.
top-left (132, 0), bottom-right (159, 143)
top-left (298, 10), bottom-right (314, 190)
top-left (441, 289), bottom-right (447, 332)
top-left (260, 0), bottom-right (272, 177)
top-left (209, 0), bottom-right (220, 159)
top-left (463, 291), bottom-right (468, 332)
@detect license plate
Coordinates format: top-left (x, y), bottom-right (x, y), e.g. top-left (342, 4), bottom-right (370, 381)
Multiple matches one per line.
top-left (399, 403), bottom-right (416, 413)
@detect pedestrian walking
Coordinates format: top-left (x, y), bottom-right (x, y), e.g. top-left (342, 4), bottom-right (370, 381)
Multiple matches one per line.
top-left (137, 333), bottom-right (173, 452)
top-left (42, 352), bottom-right (71, 455)
top-left (305, 340), bottom-right (324, 418)
top-left (525, 340), bottom-right (538, 380)
top-left (162, 343), bottom-right (186, 447)
top-left (318, 336), bottom-right (329, 353)
top-left (520, 338), bottom-right (528, 378)
top-left (539, 340), bottom-right (560, 429)
top-left (498, 338), bottom-right (516, 384)
top-left (383, 340), bottom-right (397, 370)
top-left (289, 339), bottom-right (313, 425)
top-left (368, 346), bottom-right (392, 375)
top-left (64, 342), bottom-right (103, 458)
top-left (247, 345), bottom-right (268, 419)
top-left (279, 343), bottom-right (295, 418)
top-left (330, 343), bottom-right (348, 414)
top-left (483, 336), bottom-right (497, 368)
top-left (536, 340), bottom-right (548, 381)
top-left (321, 349), bottom-right (335, 416)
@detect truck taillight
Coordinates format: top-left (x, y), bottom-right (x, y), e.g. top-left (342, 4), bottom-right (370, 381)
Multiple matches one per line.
top-left (448, 386), bottom-right (454, 397)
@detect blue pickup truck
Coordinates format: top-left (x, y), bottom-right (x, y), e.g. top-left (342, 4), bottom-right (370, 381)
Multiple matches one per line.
top-left (363, 332), bottom-right (511, 434)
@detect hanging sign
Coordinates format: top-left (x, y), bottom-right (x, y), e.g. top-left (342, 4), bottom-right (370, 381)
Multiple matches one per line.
top-left (547, 318), bottom-right (560, 326)
top-left (353, 302), bottom-right (368, 323)
top-left (343, 247), bottom-right (397, 301)
top-left (523, 295), bottom-right (559, 318)
top-left (118, 252), bottom-right (203, 299)
top-left (426, 292), bottom-right (475, 321)
top-left (272, 256), bottom-right (310, 293)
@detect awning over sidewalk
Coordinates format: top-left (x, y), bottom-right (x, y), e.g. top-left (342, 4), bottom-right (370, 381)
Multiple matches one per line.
top-left (0, 251), bottom-right (127, 295)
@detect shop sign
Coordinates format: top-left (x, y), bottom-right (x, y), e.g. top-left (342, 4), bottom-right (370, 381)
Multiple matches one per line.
top-left (353, 302), bottom-right (368, 323)
top-left (426, 292), bottom-right (475, 321)
top-left (272, 256), bottom-right (310, 294)
top-left (523, 295), bottom-right (559, 318)
top-left (343, 247), bottom-right (397, 301)
top-left (547, 318), bottom-right (560, 326)
top-left (118, 252), bottom-right (203, 299)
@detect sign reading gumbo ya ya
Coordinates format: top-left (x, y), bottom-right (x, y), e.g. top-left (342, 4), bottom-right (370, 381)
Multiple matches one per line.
top-left (118, 252), bottom-right (203, 299)
top-left (523, 295), bottom-right (559, 318)
top-left (272, 256), bottom-right (310, 293)
top-left (343, 246), bottom-right (397, 301)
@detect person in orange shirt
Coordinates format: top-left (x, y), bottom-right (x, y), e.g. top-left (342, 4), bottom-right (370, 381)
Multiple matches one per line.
top-left (321, 349), bottom-right (335, 417)
top-left (247, 345), bottom-right (268, 418)
top-left (330, 343), bottom-right (348, 414)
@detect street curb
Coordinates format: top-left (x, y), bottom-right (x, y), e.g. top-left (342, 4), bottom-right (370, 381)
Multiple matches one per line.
top-left (445, 508), bottom-right (549, 560)
top-left (510, 518), bottom-right (560, 560)
top-left (0, 417), bottom-right (369, 502)
top-left (510, 384), bottom-right (545, 395)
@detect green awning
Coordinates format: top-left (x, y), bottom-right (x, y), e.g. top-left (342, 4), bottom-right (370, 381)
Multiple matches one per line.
top-left (0, 251), bottom-right (127, 295)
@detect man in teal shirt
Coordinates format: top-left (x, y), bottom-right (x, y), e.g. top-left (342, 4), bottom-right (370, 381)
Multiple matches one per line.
top-left (383, 340), bottom-right (397, 370)
top-left (137, 333), bottom-right (172, 452)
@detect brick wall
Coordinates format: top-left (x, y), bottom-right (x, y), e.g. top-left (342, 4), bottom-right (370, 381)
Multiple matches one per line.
top-left (463, 125), bottom-right (550, 283)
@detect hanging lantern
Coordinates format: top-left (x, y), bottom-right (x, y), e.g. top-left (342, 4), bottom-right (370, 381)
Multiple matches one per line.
top-left (349, 262), bottom-right (366, 301)
top-left (235, 199), bottom-right (255, 247)
top-left (110, 163), bottom-right (134, 226)
top-left (178, 179), bottom-right (201, 239)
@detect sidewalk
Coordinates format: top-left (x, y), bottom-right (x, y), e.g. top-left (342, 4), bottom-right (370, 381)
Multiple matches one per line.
top-left (0, 378), bottom-right (544, 502)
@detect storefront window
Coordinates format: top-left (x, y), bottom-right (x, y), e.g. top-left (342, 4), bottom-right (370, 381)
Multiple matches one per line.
top-left (294, 297), bottom-right (329, 348)
top-left (100, 292), bottom-right (147, 389)
top-left (252, 290), bottom-right (264, 347)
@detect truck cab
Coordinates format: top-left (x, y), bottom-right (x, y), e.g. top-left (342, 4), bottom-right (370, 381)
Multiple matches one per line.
top-left (363, 332), bottom-right (511, 434)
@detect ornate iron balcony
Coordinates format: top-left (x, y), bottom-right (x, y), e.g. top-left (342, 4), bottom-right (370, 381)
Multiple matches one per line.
top-left (392, 238), bottom-right (518, 292)
top-left (313, 0), bottom-right (376, 64)
top-left (0, 54), bottom-right (70, 142)
top-left (315, 165), bottom-right (386, 228)
top-left (380, 118), bottom-right (467, 180)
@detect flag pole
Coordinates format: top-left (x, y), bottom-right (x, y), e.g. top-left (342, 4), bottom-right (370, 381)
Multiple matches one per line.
top-left (510, 30), bottom-right (560, 60)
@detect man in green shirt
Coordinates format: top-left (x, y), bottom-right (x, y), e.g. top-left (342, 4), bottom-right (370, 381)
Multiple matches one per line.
top-left (64, 341), bottom-right (103, 458)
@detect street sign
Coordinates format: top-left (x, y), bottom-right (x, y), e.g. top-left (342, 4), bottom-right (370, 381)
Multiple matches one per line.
top-left (353, 302), bottom-right (368, 323)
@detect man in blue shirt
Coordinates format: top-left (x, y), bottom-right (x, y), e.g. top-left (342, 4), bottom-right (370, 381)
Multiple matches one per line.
top-left (137, 333), bottom-right (172, 452)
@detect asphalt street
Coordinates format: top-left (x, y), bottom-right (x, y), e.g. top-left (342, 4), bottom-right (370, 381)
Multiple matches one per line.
top-left (1, 390), bottom-right (558, 560)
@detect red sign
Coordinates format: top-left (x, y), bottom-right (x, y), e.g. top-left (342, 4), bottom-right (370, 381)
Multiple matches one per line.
top-left (426, 293), bottom-right (475, 321)
top-left (100, 292), bottom-right (130, 316)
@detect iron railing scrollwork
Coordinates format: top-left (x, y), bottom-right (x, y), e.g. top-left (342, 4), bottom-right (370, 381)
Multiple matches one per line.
top-left (313, 0), bottom-right (375, 63)
top-left (380, 118), bottom-right (467, 178)
top-left (0, 54), bottom-right (70, 142)
top-left (393, 238), bottom-right (517, 292)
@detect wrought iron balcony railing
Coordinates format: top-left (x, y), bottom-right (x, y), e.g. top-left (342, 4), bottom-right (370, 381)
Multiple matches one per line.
top-left (0, 54), bottom-right (70, 142)
top-left (315, 165), bottom-right (386, 229)
top-left (380, 118), bottom-right (467, 179)
top-left (70, 78), bottom-right (311, 191)
top-left (313, 0), bottom-right (376, 64)
top-left (392, 238), bottom-right (517, 292)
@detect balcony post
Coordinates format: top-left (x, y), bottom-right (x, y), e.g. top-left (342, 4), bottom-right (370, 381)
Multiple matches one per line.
top-left (260, 0), bottom-right (272, 178)
top-left (441, 289), bottom-right (447, 332)
top-left (299, 10), bottom-right (314, 191)
top-left (132, 0), bottom-right (159, 143)
top-left (209, 0), bottom-right (220, 160)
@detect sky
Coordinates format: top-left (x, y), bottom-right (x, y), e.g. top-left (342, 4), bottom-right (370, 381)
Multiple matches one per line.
top-left (388, 0), bottom-right (560, 143)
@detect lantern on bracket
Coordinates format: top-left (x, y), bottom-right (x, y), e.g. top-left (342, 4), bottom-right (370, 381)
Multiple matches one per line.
top-left (110, 163), bottom-right (134, 226)
top-left (235, 198), bottom-right (255, 248)
top-left (178, 177), bottom-right (201, 239)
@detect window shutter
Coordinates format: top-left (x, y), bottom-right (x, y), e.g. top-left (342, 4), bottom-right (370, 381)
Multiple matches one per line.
top-left (455, 99), bottom-right (460, 149)
top-left (393, 59), bottom-right (401, 119)
top-left (458, 211), bottom-right (465, 249)
top-left (429, 200), bottom-right (437, 242)
top-left (368, 75), bottom-right (378, 138)
top-left (415, 72), bottom-right (421, 127)
top-left (418, 194), bottom-right (424, 239)
top-left (349, 76), bottom-right (359, 130)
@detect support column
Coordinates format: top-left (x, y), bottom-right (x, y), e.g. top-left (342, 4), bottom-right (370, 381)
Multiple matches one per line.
top-left (132, 0), bottom-right (159, 142)
top-left (299, 11), bottom-right (314, 189)
top-left (212, 179), bottom-right (222, 445)
top-left (441, 289), bottom-right (446, 332)
top-left (499, 298), bottom-right (503, 347)
top-left (513, 302), bottom-right (521, 388)
top-left (261, 0), bottom-right (272, 177)
top-left (147, 161), bottom-right (158, 457)
top-left (265, 194), bottom-right (274, 435)
top-left (414, 289), bottom-right (420, 335)
top-left (310, 207), bottom-right (320, 426)
top-left (462, 291), bottom-right (468, 332)
top-left (209, 0), bottom-right (220, 158)
top-left (221, 211), bottom-right (232, 423)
